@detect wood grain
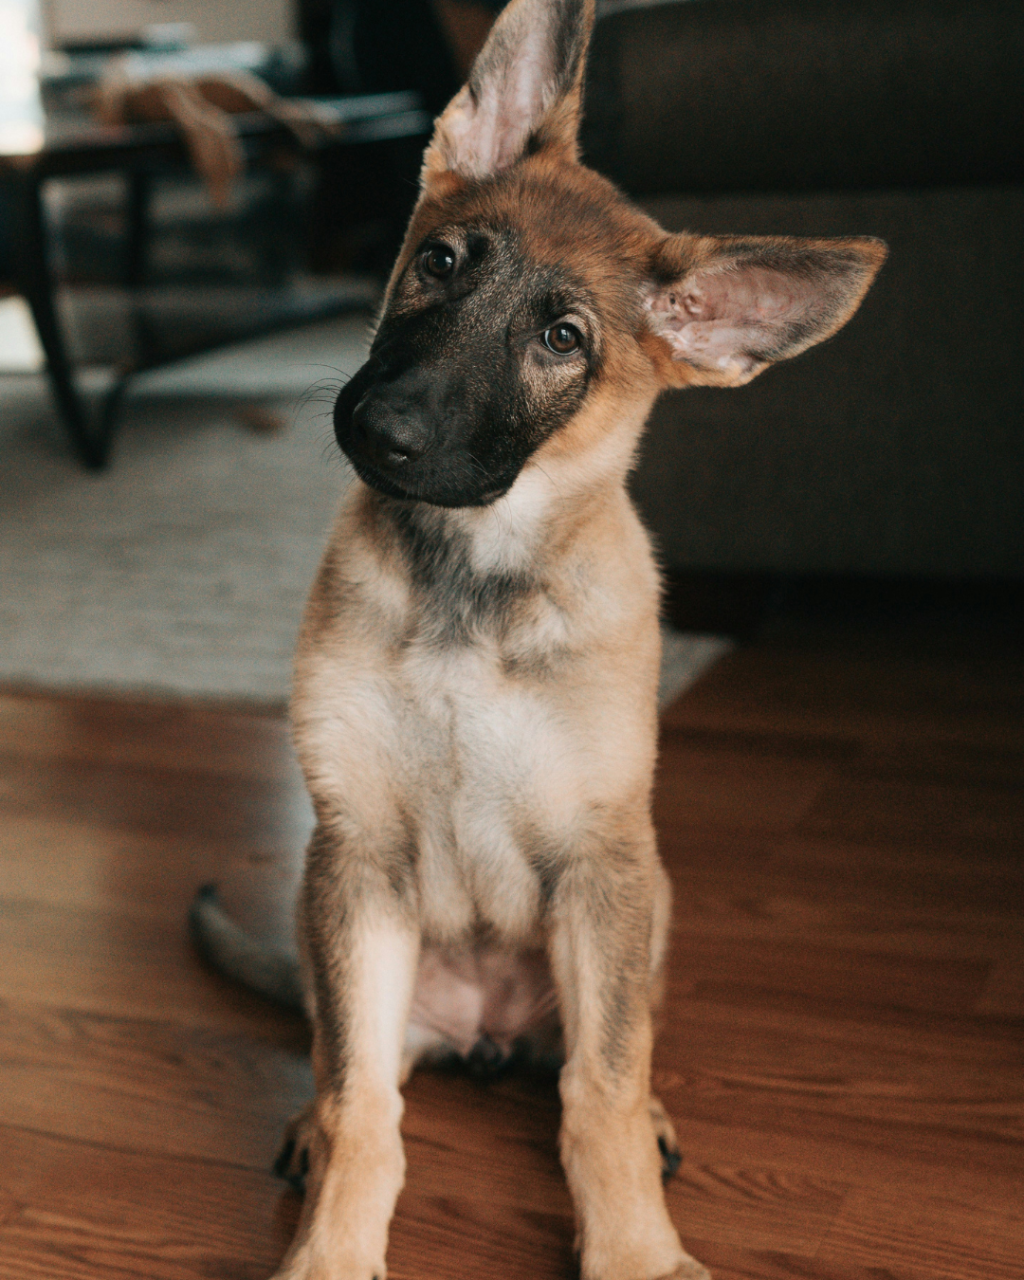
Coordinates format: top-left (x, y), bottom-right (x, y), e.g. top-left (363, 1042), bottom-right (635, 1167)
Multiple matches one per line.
top-left (0, 1126), bottom-right (298, 1280)
top-left (1, 602), bottom-right (1021, 1280)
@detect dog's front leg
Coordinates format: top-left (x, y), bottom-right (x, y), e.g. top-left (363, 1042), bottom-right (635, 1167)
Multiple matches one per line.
top-left (274, 825), bottom-right (419, 1280)
top-left (550, 836), bottom-right (710, 1280)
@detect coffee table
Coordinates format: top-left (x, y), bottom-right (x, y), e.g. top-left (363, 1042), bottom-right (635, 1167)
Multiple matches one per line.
top-left (0, 92), bottom-right (430, 467)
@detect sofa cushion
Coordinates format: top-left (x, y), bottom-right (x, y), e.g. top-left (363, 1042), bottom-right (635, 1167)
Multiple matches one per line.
top-left (628, 185), bottom-right (1024, 577)
top-left (583, 0), bottom-right (1024, 194)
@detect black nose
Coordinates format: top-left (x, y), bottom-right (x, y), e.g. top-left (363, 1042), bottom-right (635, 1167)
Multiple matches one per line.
top-left (351, 393), bottom-right (432, 468)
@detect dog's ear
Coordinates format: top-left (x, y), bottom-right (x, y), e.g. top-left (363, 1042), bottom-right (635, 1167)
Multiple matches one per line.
top-left (422, 0), bottom-right (594, 185)
top-left (643, 235), bottom-right (887, 388)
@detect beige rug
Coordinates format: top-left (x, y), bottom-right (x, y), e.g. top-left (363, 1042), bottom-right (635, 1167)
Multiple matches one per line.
top-left (0, 313), bottom-right (731, 706)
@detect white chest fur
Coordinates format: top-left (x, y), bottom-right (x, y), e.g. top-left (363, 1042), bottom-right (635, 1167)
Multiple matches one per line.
top-left (392, 635), bottom-right (588, 943)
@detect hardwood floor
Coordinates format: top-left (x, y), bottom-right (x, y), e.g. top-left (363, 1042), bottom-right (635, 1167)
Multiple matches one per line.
top-left (1, 601), bottom-right (1021, 1280)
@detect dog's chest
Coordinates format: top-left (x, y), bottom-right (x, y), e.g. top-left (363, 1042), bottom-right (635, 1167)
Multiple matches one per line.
top-left (395, 628), bottom-right (585, 940)
top-left (305, 498), bottom-right (650, 942)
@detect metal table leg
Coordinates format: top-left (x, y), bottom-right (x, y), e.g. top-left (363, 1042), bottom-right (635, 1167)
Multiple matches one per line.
top-left (10, 171), bottom-right (121, 469)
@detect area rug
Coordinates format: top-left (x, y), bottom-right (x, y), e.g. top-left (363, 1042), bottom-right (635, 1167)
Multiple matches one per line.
top-left (0, 313), bottom-right (731, 707)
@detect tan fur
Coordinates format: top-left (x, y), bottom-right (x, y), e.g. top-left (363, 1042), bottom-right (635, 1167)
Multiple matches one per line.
top-left (268, 3), bottom-right (884, 1278)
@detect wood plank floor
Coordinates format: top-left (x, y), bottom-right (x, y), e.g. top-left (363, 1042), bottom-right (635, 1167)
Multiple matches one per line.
top-left (1, 602), bottom-right (1022, 1280)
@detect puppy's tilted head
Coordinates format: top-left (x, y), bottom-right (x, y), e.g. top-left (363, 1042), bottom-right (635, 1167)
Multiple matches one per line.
top-left (334, 0), bottom-right (886, 509)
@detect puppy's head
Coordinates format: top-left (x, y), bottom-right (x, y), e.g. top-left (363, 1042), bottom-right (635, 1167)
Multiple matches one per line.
top-left (334, 0), bottom-right (886, 509)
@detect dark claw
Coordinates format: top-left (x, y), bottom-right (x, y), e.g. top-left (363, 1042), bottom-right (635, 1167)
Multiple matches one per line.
top-left (285, 1146), bottom-right (309, 1196)
top-left (273, 1137), bottom-right (308, 1195)
top-left (658, 1134), bottom-right (682, 1182)
top-left (272, 1137), bottom-right (295, 1180)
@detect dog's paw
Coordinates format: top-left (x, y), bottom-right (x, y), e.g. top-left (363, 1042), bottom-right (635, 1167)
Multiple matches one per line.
top-left (271, 1252), bottom-right (385, 1280)
top-left (273, 1102), bottom-right (315, 1195)
top-left (649, 1096), bottom-right (682, 1182)
top-left (656, 1264), bottom-right (711, 1280)
top-left (585, 1249), bottom-right (711, 1280)
top-left (658, 1263), bottom-right (711, 1280)
top-left (271, 1263), bottom-right (384, 1280)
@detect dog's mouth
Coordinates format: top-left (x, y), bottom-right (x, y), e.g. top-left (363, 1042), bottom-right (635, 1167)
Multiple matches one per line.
top-left (349, 453), bottom-right (510, 508)
top-left (345, 452), bottom-right (421, 503)
top-left (340, 426), bottom-right (512, 509)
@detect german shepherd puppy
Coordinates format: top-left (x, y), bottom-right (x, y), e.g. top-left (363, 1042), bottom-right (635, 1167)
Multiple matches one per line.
top-left (194, 1), bottom-right (885, 1276)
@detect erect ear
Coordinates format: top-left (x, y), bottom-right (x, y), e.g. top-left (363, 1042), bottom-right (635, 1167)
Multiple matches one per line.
top-left (422, 0), bottom-right (593, 185)
top-left (643, 235), bottom-right (888, 388)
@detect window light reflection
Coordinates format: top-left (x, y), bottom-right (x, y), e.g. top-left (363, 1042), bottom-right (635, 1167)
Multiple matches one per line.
top-left (0, 1), bottom-right (45, 155)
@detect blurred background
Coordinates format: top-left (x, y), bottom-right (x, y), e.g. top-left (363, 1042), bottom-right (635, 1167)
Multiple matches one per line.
top-left (1, 0), bottom-right (1022, 706)
top-left (1, 7), bottom-right (1022, 1280)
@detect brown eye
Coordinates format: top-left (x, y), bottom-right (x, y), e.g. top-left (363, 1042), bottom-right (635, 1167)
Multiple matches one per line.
top-left (543, 323), bottom-right (582, 355)
top-left (422, 245), bottom-right (455, 278)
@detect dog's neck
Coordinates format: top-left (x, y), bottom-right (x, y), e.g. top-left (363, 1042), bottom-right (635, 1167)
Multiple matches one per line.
top-left (374, 458), bottom-right (615, 584)
top-left (369, 465), bottom-right (559, 610)
top-left (375, 390), bottom-right (652, 576)
top-left (350, 390), bottom-right (656, 654)
top-left (354, 463), bottom-right (610, 653)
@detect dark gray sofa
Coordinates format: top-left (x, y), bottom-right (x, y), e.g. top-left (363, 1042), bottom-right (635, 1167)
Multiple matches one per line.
top-left (582, 0), bottom-right (1024, 578)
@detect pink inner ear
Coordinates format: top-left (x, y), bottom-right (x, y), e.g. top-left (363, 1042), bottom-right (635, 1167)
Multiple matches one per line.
top-left (646, 266), bottom-right (820, 372)
top-left (440, 26), bottom-right (560, 178)
top-left (489, 28), bottom-right (559, 170)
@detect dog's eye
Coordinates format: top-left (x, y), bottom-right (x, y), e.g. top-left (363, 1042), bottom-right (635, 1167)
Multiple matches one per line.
top-left (422, 245), bottom-right (456, 278)
top-left (543, 324), bottom-right (582, 355)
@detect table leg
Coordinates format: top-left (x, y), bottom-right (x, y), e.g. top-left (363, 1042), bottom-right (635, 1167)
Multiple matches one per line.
top-left (10, 172), bottom-right (116, 469)
top-left (125, 172), bottom-right (152, 287)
